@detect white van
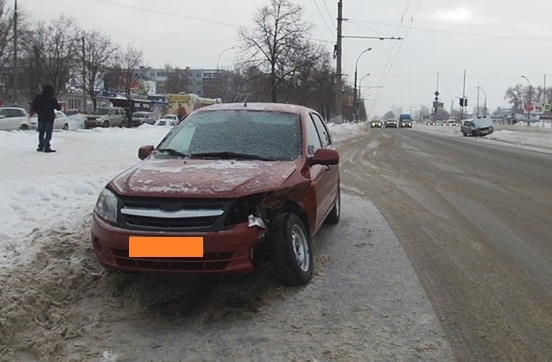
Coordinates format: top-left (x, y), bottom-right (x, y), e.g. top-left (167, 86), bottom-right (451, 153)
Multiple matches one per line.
top-left (461, 116), bottom-right (494, 136)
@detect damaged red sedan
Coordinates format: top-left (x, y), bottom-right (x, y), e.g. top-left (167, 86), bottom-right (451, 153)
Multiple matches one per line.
top-left (91, 102), bottom-right (340, 285)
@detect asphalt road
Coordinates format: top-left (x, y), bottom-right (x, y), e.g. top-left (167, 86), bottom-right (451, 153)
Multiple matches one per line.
top-left (339, 127), bottom-right (552, 361)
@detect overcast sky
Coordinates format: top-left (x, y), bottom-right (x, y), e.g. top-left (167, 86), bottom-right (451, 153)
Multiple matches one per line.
top-left (19, 0), bottom-right (552, 117)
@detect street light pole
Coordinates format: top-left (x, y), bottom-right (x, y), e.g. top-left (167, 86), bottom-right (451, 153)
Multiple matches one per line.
top-left (357, 73), bottom-right (370, 121)
top-left (353, 47), bottom-right (372, 122)
top-left (522, 75), bottom-right (532, 126)
top-left (216, 46), bottom-right (235, 75)
top-left (477, 86), bottom-right (487, 117)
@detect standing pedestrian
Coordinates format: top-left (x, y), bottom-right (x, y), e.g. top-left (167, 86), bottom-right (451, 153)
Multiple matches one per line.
top-left (176, 106), bottom-right (187, 124)
top-left (30, 84), bottom-right (61, 153)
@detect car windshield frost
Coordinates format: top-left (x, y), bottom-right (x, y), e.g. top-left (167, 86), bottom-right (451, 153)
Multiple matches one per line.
top-left (157, 110), bottom-right (302, 161)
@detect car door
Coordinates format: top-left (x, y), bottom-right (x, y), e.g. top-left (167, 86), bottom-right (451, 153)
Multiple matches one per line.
top-left (0, 115), bottom-right (15, 130)
top-left (306, 112), bottom-right (339, 230)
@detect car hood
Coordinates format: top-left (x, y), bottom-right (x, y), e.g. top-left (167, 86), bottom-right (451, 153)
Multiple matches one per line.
top-left (109, 158), bottom-right (299, 198)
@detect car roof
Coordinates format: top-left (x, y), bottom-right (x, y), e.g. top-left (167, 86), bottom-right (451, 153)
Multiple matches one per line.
top-left (0, 107), bottom-right (27, 111)
top-left (192, 102), bottom-right (316, 115)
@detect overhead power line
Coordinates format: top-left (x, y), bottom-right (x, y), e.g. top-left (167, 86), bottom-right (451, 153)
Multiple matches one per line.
top-left (347, 19), bottom-right (552, 42)
top-left (89, 0), bottom-right (242, 28)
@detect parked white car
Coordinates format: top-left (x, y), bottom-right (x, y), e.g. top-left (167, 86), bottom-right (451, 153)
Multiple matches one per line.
top-left (154, 114), bottom-right (179, 126)
top-left (0, 107), bottom-right (37, 131)
top-left (29, 110), bottom-right (72, 130)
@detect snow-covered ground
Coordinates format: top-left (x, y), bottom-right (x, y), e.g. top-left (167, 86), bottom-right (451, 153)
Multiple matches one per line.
top-left (1, 120), bottom-right (550, 268)
top-left (417, 121), bottom-right (552, 151)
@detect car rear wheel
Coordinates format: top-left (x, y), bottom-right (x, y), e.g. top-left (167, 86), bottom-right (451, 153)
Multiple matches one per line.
top-left (19, 125), bottom-right (29, 131)
top-left (63, 123), bottom-right (69, 131)
top-left (325, 186), bottom-right (341, 225)
top-left (270, 212), bottom-right (313, 286)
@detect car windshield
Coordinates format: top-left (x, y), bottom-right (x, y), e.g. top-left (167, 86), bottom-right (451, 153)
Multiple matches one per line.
top-left (93, 109), bottom-right (110, 115)
top-left (157, 110), bottom-right (302, 161)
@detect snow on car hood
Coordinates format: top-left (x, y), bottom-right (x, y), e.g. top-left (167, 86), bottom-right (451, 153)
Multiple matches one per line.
top-left (110, 158), bottom-right (298, 197)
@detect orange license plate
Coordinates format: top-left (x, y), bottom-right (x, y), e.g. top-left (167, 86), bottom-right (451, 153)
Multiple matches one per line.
top-left (129, 236), bottom-right (204, 257)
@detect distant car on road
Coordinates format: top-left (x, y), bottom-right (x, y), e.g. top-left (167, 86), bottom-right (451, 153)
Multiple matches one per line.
top-left (385, 119), bottom-right (398, 128)
top-left (461, 117), bottom-right (494, 136)
top-left (130, 111), bottom-right (156, 127)
top-left (154, 114), bottom-right (179, 126)
top-left (399, 119), bottom-right (412, 128)
top-left (0, 107), bottom-right (36, 131)
top-left (445, 119), bottom-right (459, 127)
top-left (370, 120), bottom-right (383, 128)
top-left (85, 107), bottom-right (127, 129)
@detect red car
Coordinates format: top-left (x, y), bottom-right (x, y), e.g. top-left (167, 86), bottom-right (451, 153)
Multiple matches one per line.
top-left (91, 102), bottom-right (340, 286)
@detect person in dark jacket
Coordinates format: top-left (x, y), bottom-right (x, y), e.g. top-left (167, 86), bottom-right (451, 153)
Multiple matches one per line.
top-left (30, 84), bottom-right (62, 153)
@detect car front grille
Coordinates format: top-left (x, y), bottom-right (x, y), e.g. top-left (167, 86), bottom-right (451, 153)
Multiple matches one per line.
top-left (118, 197), bottom-right (233, 232)
top-left (110, 248), bottom-right (234, 271)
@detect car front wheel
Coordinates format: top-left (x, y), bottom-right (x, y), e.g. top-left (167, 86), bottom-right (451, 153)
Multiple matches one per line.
top-left (102, 120), bottom-right (110, 128)
top-left (270, 212), bottom-right (313, 286)
top-left (63, 123), bottom-right (69, 131)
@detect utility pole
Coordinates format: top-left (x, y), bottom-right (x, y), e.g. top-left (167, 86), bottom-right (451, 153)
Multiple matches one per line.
top-left (12, 0), bottom-right (18, 106)
top-left (476, 83), bottom-right (480, 117)
top-left (461, 69), bottom-right (466, 120)
top-left (544, 74), bottom-right (547, 128)
top-left (335, 0), bottom-right (343, 123)
top-left (433, 72), bottom-right (439, 120)
top-left (82, 36), bottom-right (86, 112)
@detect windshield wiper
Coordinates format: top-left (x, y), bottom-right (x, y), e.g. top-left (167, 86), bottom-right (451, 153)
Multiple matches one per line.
top-left (156, 148), bottom-right (190, 158)
top-left (190, 151), bottom-right (274, 161)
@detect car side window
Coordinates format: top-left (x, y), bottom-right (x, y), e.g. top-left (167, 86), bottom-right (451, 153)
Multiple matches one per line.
top-left (310, 113), bottom-right (332, 148)
top-left (306, 115), bottom-right (324, 156)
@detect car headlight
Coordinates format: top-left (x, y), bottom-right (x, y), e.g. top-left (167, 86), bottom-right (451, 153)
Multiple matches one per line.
top-left (94, 187), bottom-right (119, 223)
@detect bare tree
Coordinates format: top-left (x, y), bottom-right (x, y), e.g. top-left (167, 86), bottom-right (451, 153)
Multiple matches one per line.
top-left (29, 15), bottom-right (80, 95)
top-left (0, 0), bottom-right (31, 103)
top-left (111, 44), bottom-right (144, 100)
top-left (0, 0), bottom-right (15, 75)
top-left (164, 66), bottom-right (191, 94)
top-left (77, 29), bottom-right (117, 110)
top-left (504, 84), bottom-right (525, 115)
top-left (239, 0), bottom-right (312, 102)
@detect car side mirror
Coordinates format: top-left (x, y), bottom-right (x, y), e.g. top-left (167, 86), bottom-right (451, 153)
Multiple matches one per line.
top-left (138, 145), bottom-right (155, 160)
top-left (309, 148), bottom-right (339, 166)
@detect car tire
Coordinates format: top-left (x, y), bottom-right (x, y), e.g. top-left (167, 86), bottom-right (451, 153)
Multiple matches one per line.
top-left (102, 120), bottom-right (110, 128)
top-left (270, 212), bottom-right (313, 286)
top-left (19, 125), bottom-right (29, 131)
top-left (325, 186), bottom-right (341, 225)
top-left (63, 123), bottom-right (69, 131)
top-left (462, 131), bottom-right (467, 136)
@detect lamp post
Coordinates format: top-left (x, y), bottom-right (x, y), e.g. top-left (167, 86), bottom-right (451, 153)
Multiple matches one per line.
top-left (477, 86), bottom-right (487, 117)
top-left (353, 47), bottom-right (372, 121)
top-left (357, 73), bottom-right (370, 121)
top-left (217, 46), bottom-right (235, 75)
top-left (522, 75), bottom-right (532, 126)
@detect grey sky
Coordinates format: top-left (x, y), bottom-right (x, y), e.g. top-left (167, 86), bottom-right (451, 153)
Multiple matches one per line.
top-left (21, 0), bottom-right (552, 117)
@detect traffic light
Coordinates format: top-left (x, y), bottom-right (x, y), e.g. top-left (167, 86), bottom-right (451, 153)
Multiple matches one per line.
top-left (459, 98), bottom-right (464, 107)
top-left (465, 98), bottom-right (468, 106)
